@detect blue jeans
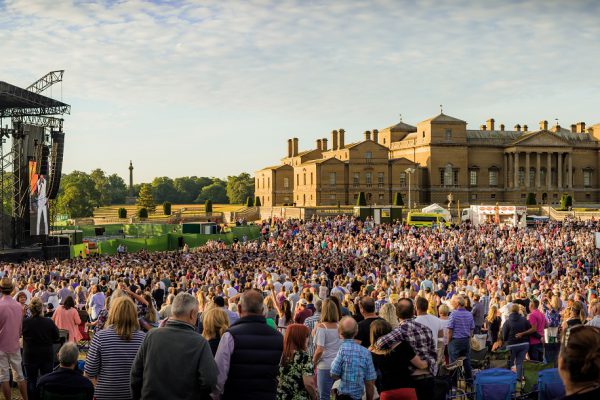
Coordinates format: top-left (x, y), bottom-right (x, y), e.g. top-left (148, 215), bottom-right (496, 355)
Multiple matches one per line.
top-left (317, 368), bottom-right (334, 400)
top-left (449, 337), bottom-right (473, 381)
top-left (508, 343), bottom-right (529, 379)
top-left (528, 343), bottom-right (543, 362)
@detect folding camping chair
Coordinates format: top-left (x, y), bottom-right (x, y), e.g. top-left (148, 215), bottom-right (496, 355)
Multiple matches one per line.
top-left (437, 357), bottom-right (469, 399)
top-left (470, 347), bottom-right (489, 370)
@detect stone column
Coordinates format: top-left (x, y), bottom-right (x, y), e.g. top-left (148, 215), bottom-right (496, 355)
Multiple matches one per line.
top-left (536, 152), bottom-right (541, 188)
top-left (568, 153), bottom-right (573, 188)
top-left (546, 152), bottom-right (551, 189)
top-left (503, 153), bottom-right (508, 189)
top-left (558, 152), bottom-right (563, 189)
top-left (525, 152), bottom-right (530, 188)
top-left (514, 151), bottom-right (519, 188)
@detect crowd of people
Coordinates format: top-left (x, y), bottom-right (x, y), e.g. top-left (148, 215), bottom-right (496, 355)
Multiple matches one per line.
top-left (0, 215), bottom-right (599, 400)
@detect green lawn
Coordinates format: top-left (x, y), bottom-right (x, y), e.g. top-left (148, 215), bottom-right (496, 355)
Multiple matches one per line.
top-left (93, 204), bottom-right (244, 219)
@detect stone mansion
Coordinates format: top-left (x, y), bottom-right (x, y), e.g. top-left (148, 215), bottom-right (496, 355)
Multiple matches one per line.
top-left (255, 113), bottom-right (600, 207)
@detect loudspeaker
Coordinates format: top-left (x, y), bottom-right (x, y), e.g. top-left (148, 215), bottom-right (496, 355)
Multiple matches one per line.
top-left (177, 236), bottom-right (184, 248)
top-left (43, 245), bottom-right (70, 260)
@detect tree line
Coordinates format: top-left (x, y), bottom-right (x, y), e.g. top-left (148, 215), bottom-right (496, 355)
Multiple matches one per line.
top-left (55, 169), bottom-right (254, 218)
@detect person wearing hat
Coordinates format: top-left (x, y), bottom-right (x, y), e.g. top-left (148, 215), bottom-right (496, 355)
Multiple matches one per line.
top-left (293, 299), bottom-right (313, 324)
top-left (0, 277), bottom-right (28, 400)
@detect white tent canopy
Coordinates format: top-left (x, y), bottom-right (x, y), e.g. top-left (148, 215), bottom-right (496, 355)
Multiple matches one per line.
top-left (421, 203), bottom-right (452, 221)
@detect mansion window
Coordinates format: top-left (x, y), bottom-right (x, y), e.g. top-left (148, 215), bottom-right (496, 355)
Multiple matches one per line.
top-left (296, 174), bottom-right (299, 186)
top-left (445, 129), bottom-right (452, 141)
top-left (353, 173), bottom-right (360, 187)
top-left (518, 167), bottom-right (525, 186)
top-left (491, 193), bottom-right (496, 199)
top-left (365, 151), bottom-right (372, 159)
top-left (471, 194), bottom-right (477, 201)
top-left (378, 172), bottom-right (384, 188)
top-left (366, 172), bottom-right (372, 186)
top-left (330, 194), bottom-right (336, 200)
top-left (540, 168), bottom-right (546, 184)
top-left (488, 169), bottom-right (498, 186)
top-left (529, 168), bottom-right (535, 187)
top-left (469, 170), bottom-right (477, 186)
top-left (268, 177), bottom-right (270, 188)
top-left (303, 173), bottom-right (306, 185)
top-left (584, 170), bottom-right (592, 187)
top-left (440, 164), bottom-right (458, 186)
top-left (329, 172), bottom-right (336, 186)
top-left (283, 177), bottom-right (289, 189)
top-left (310, 173), bottom-right (313, 185)
top-left (399, 172), bottom-right (407, 187)
top-left (378, 194), bottom-right (385, 201)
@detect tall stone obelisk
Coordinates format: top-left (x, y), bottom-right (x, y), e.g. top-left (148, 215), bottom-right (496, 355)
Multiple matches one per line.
top-left (125, 160), bottom-right (137, 204)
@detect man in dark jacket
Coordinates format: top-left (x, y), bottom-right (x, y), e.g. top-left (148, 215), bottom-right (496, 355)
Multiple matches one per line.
top-left (214, 289), bottom-right (283, 400)
top-left (131, 293), bottom-right (217, 400)
top-left (37, 343), bottom-right (94, 400)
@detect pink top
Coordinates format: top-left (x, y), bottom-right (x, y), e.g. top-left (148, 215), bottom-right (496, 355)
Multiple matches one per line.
top-left (0, 294), bottom-right (23, 353)
top-left (528, 309), bottom-right (547, 345)
top-left (52, 306), bottom-right (82, 342)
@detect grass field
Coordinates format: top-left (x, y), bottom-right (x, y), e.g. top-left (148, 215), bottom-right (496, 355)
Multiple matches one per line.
top-left (93, 203), bottom-right (244, 220)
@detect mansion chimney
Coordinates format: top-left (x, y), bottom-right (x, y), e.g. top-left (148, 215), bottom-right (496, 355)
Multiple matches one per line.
top-left (515, 124), bottom-right (521, 132)
top-left (480, 125), bottom-right (487, 131)
top-left (322, 138), bottom-right (328, 151)
top-left (523, 124), bottom-right (528, 131)
top-left (372, 129), bottom-right (379, 143)
top-left (364, 130), bottom-right (371, 141)
top-left (578, 122), bottom-right (586, 133)
top-left (331, 130), bottom-right (338, 150)
top-left (316, 139), bottom-right (322, 151)
top-left (292, 137), bottom-right (299, 156)
top-left (571, 124), bottom-right (577, 133)
top-left (540, 120), bottom-right (548, 131)
top-left (486, 118), bottom-right (495, 131)
top-left (287, 139), bottom-right (293, 158)
top-left (338, 129), bottom-right (345, 148)
top-left (500, 124), bottom-right (505, 131)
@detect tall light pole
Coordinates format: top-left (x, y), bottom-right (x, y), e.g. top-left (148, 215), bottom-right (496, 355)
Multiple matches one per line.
top-left (405, 167), bottom-right (415, 211)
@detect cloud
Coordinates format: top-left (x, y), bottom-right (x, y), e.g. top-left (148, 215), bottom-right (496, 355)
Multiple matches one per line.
top-left (1, 0), bottom-right (599, 181)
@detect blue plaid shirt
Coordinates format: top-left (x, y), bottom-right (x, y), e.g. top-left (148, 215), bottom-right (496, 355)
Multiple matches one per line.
top-left (331, 339), bottom-right (377, 400)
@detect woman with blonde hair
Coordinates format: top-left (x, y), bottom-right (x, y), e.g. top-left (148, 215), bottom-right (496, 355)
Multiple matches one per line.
top-left (379, 303), bottom-right (399, 328)
top-left (202, 307), bottom-right (230, 355)
top-left (312, 299), bottom-right (341, 400)
top-left (485, 304), bottom-right (501, 345)
top-left (85, 296), bottom-right (145, 400)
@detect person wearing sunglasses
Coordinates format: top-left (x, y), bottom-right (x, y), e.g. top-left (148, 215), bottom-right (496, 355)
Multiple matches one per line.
top-left (558, 325), bottom-right (600, 399)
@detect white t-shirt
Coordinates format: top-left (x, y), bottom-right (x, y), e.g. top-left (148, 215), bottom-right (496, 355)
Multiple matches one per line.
top-left (415, 314), bottom-right (445, 350)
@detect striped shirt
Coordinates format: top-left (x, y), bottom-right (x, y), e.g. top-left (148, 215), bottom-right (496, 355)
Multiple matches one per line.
top-left (84, 327), bottom-right (145, 400)
top-left (304, 312), bottom-right (321, 358)
top-left (448, 308), bottom-right (475, 339)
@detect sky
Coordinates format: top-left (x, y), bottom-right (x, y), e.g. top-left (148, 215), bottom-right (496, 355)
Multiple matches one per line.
top-left (1, 0), bottom-right (599, 183)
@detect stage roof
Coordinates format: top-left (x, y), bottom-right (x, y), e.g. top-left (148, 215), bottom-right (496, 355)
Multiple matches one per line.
top-left (0, 80), bottom-right (70, 118)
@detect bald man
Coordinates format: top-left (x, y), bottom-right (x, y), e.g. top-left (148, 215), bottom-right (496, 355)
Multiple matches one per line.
top-left (331, 316), bottom-right (376, 400)
top-left (213, 289), bottom-right (283, 400)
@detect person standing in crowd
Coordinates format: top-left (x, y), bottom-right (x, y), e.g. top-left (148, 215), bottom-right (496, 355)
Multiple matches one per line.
top-left (312, 299), bottom-right (342, 400)
top-left (447, 295), bottom-right (475, 382)
top-left (369, 319), bottom-right (428, 398)
top-left (37, 343), bottom-right (93, 399)
top-left (558, 326), bottom-right (600, 399)
top-left (131, 293), bottom-right (217, 400)
top-left (484, 304), bottom-right (501, 346)
top-left (294, 299), bottom-right (313, 324)
top-left (303, 299), bottom-right (322, 359)
top-left (214, 296), bottom-right (238, 325)
top-left (378, 303), bottom-right (399, 328)
top-left (374, 298), bottom-right (436, 400)
top-left (0, 277), bottom-right (28, 400)
top-left (88, 285), bottom-right (106, 322)
top-left (518, 299), bottom-right (547, 362)
top-left (85, 297), bottom-right (145, 400)
top-left (331, 316), bottom-right (377, 400)
top-left (587, 302), bottom-right (600, 327)
top-left (22, 298), bottom-right (59, 400)
top-left (214, 289), bottom-right (283, 400)
top-left (471, 294), bottom-right (485, 334)
top-left (493, 304), bottom-right (531, 380)
top-left (201, 307), bottom-right (230, 356)
top-left (52, 295), bottom-right (82, 343)
top-left (355, 296), bottom-right (382, 348)
top-left (277, 324), bottom-right (317, 400)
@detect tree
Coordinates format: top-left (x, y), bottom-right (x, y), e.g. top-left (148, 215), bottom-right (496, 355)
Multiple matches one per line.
top-left (526, 192), bottom-right (536, 206)
top-left (137, 184), bottom-right (156, 212)
top-left (89, 169), bottom-right (111, 207)
top-left (357, 192), bottom-right (366, 206)
top-left (118, 208), bottom-right (127, 218)
top-left (205, 200), bottom-right (213, 213)
top-left (560, 193), bottom-right (573, 210)
top-left (138, 207), bottom-right (148, 219)
top-left (107, 174), bottom-right (128, 204)
top-left (255, 196), bottom-right (261, 206)
top-left (194, 182), bottom-right (228, 204)
top-left (174, 176), bottom-right (211, 203)
top-left (163, 201), bottom-right (172, 215)
top-left (393, 192), bottom-right (404, 206)
top-left (56, 171), bottom-right (99, 218)
top-left (246, 196), bottom-right (254, 207)
top-left (151, 177), bottom-right (177, 203)
top-left (226, 173), bottom-right (255, 204)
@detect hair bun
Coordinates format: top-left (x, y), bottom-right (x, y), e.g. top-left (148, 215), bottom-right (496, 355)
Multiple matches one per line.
top-left (581, 345), bottom-right (600, 376)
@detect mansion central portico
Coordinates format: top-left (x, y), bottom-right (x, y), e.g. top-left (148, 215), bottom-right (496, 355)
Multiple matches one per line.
top-left (256, 114), bottom-right (600, 207)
